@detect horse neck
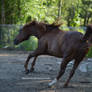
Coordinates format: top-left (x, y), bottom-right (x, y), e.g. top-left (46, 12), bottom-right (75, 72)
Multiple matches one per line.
top-left (31, 27), bottom-right (63, 39)
top-left (31, 29), bottom-right (44, 39)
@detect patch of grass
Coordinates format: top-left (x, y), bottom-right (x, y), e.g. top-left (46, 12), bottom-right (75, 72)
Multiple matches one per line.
top-left (86, 47), bottom-right (92, 57)
top-left (20, 36), bottom-right (38, 51)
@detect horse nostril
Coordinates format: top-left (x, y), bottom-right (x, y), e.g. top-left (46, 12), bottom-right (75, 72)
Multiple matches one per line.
top-left (14, 39), bottom-right (19, 45)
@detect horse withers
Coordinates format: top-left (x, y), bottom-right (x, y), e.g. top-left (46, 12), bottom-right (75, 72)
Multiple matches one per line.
top-left (14, 21), bottom-right (92, 87)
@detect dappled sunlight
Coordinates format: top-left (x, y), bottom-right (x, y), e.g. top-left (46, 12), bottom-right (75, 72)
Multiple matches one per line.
top-left (70, 83), bottom-right (92, 88)
top-left (0, 54), bottom-right (14, 56)
top-left (40, 90), bottom-right (56, 92)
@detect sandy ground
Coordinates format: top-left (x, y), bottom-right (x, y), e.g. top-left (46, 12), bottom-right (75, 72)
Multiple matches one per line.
top-left (0, 50), bottom-right (92, 92)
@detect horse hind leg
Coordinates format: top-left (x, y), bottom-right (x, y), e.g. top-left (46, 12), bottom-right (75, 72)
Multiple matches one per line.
top-left (48, 56), bottom-right (72, 87)
top-left (63, 59), bottom-right (82, 87)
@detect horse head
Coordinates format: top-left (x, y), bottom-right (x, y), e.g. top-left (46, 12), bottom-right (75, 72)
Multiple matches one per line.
top-left (14, 21), bottom-right (46, 45)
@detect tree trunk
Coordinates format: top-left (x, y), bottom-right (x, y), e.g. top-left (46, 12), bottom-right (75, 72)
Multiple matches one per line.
top-left (17, 0), bottom-right (21, 18)
top-left (84, 17), bottom-right (86, 26)
top-left (1, 0), bottom-right (5, 24)
top-left (87, 16), bottom-right (90, 25)
top-left (0, 0), bottom-right (5, 44)
top-left (84, 11), bottom-right (90, 26)
top-left (58, 0), bottom-right (62, 17)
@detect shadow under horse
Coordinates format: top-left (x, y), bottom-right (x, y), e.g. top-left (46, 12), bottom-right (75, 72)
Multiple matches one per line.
top-left (14, 20), bottom-right (92, 87)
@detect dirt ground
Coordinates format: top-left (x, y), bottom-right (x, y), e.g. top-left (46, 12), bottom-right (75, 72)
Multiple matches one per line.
top-left (0, 50), bottom-right (92, 92)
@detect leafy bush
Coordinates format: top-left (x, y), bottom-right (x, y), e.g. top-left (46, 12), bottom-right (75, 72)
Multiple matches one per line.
top-left (0, 45), bottom-right (3, 48)
top-left (77, 28), bottom-right (84, 34)
top-left (19, 36), bottom-right (38, 51)
top-left (86, 47), bottom-right (92, 57)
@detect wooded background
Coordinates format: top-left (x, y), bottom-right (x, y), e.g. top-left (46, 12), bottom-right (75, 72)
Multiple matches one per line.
top-left (0, 0), bottom-right (92, 25)
top-left (0, 0), bottom-right (92, 57)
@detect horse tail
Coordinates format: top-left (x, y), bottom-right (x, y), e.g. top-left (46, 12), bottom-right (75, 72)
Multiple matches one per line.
top-left (82, 24), bottom-right (92, 42)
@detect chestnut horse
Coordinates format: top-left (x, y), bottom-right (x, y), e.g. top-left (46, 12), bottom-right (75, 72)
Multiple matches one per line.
top-left (14, 21), bottom-right (92, 87)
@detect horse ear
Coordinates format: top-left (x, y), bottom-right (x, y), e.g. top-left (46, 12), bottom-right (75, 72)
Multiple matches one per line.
top-left (31, 20), bottom-right (37, 25)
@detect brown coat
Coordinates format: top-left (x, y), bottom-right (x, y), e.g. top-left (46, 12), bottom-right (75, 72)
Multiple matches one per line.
top-left (14, 21), bottom-right (92, 87)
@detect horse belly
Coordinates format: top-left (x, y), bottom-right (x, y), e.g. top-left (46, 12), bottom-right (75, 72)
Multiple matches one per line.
top-left (47, 43), bottom-right (62, 57)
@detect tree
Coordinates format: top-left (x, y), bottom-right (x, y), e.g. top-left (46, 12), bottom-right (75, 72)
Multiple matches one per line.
top-left (1, 0), bottom-right (5, 24)
top-left (58, 0), bottom-right (62, 17)
top-left (80, 0), bottom-right (92, 25)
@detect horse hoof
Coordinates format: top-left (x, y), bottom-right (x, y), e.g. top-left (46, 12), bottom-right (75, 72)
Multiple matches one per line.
top-left (48, 85), bottom-right (52, 88)
top-left (30, 68), bottom-right (34, 72)
top-left (25, 69), bottom-right (30, 74)
top-left (63, 84), bottom-right (68, 88)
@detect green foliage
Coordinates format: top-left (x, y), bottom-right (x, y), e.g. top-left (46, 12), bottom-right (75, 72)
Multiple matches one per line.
top-left (0, 0), bottom-right (92, 56)
top-left (86, 47), bottom-right (92, 57)
top-left (20, 36), bottom-right (38, 51)
top-left (77, 28), bottom-right (84, 34)
top-left (0, 44), bottom-right (3, 48)
top-left (0, 0), bottom-right (92, 25)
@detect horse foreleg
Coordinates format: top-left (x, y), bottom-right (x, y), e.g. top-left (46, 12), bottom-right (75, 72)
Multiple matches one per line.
top-left (30, 56), bottom-right (38, 72)
top-left (24, 47), bottom-right (45, 74)
top-left (24, 51), bottom-right (36, 74)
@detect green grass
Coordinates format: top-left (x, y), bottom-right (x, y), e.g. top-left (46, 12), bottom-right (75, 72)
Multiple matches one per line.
top-left (86, 47), bottom-right (92, 58)
top-left (20, 36), bottom-right (38, 51)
